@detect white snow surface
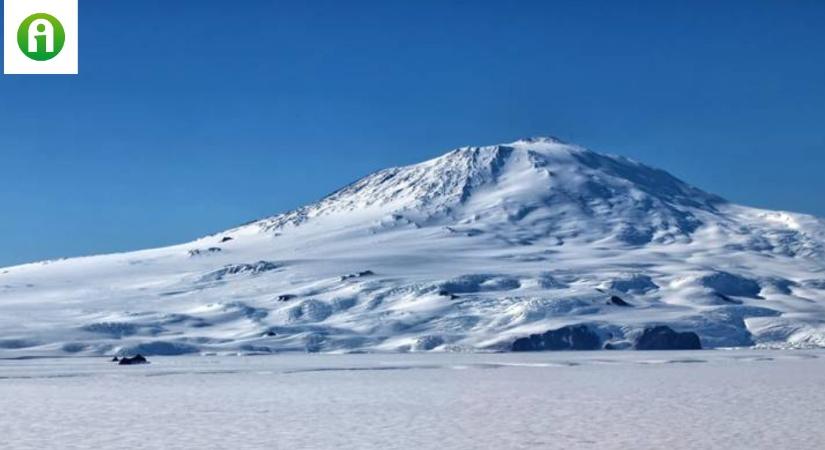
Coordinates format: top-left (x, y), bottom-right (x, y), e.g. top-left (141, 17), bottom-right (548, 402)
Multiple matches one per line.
top-left (2, 352), bottom-right (825, 450)
top-left (2, 137), bottom-right (825, 356)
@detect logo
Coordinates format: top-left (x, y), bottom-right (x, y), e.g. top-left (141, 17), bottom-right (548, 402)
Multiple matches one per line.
top-left (4, 0), bottom-right (78, 75)
top-left (17, 13), bottom-right (65, 61)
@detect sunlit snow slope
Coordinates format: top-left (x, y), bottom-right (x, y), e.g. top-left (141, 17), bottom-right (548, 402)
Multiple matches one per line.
top-left (2, 137), bottom-right (825, 356)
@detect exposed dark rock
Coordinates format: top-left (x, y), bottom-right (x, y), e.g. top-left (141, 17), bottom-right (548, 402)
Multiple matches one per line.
top-left (263, 330), bottom-right (277, 337)
top-left (607, 295), bottom-right (632, 307)
top-left (413, 335), bottom-right (445, 351)
top-left (188, 247), bottom-right (222, 257)
top-left (603, 341), bottom-right (632, 350)
top-left (111, 356), bottom-right (119, 362)
top-left (340, 270), bottom-right (375, 281)
top-left (512, 324), bottom-right (601, 351)
top-left (118, 354), bottom-right (149, 365)
top-left (438, 290), bottom-right (459, 300)
top-left (220, 236), bottom-right (234, 243)
top-left (439, 274), bottom-right (521, 293)
top-left (634, 326), bottom-right (702, 350)
top-left (201, 261), bottom-right (280, 282)
top-left (277, 294), bottom-right (296, 302)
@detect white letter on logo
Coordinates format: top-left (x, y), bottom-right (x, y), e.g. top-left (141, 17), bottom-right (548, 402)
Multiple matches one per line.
top-left (28, 18), bottom-right (54, 53)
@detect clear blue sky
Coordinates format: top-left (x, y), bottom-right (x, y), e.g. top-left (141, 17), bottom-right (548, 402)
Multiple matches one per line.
top-left (1, 0), bottom-right (824, 266)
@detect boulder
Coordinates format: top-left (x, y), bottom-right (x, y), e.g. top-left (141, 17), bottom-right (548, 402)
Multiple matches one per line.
top-left (634, 326), bottom-right (701, 350)
top-left (118, 354), bottom-right (150, 365)
top-left (110, 356), bottom-right (119, 362)
top-left (607, 295), bottom-right (633, 307)
top-left (512, 324), bottom-right (601, 351)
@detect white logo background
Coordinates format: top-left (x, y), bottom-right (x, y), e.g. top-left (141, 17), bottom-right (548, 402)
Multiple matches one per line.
top-left (4, 0), bottom-right (78, 75)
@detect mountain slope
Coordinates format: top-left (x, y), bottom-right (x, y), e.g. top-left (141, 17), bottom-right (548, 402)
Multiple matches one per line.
top-left (2, 137), bottom-right (825, 356)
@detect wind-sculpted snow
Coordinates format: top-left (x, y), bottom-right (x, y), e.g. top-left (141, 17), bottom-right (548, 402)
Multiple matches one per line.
top-left (2, 137), bottom-right (825, 356)
top-left (199, 261), bottom-right (280, 282)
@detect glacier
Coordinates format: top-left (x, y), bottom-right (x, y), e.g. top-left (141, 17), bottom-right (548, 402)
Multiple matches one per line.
top-left (2, 136), bottom-right (825, 356)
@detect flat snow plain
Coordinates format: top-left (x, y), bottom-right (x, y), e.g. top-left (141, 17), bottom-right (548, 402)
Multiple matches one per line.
top-left (1, 351), bottom-right (824, 449)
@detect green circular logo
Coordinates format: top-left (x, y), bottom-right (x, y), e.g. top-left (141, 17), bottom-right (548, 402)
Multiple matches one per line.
top-left (17, 13), bottom-right (65, 61)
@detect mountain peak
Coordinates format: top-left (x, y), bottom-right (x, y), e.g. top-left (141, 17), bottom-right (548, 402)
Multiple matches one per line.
top-left (253, 138), bottom-right (724, 246)
top-left (507, 136), bottom-right (567, 145)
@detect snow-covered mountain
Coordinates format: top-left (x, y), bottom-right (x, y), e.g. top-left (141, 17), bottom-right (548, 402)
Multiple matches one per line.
top-left (3, 137), bottom-right (825, 356)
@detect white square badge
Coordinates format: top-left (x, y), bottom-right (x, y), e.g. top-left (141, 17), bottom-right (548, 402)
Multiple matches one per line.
top-left (4, 0), bottom-right (78, 74)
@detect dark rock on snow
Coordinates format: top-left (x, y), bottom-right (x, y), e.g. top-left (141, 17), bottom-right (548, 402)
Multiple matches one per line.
top-left (188, 247), bottom-right (222, 257)
top-left (607, 295), bottom-right (632, 307)
top-left (512, 324), bottom-right (601, 351)
top-left (220, 236), bottom-right (234, 243)
top-left (111, 356), bottom-right (119, 362)
top-left (634, 326), bottom-right (702, 350)
top-left (118, 354), bottom-right (150, 365)
top-left (277, 294), bottom-right (296, 302)
top-left (512, 324), bottom-right (702, 351)
top-left (603, 341), bottom-right (632, 350)
top-left (201, 261), bottom-right (280, 282)
top-left (715, 293), bottom-right (742, 305)
top-left (438, 290), bottom-right (459, 300)
top-left (340, 270), bottom-right (375, 281)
